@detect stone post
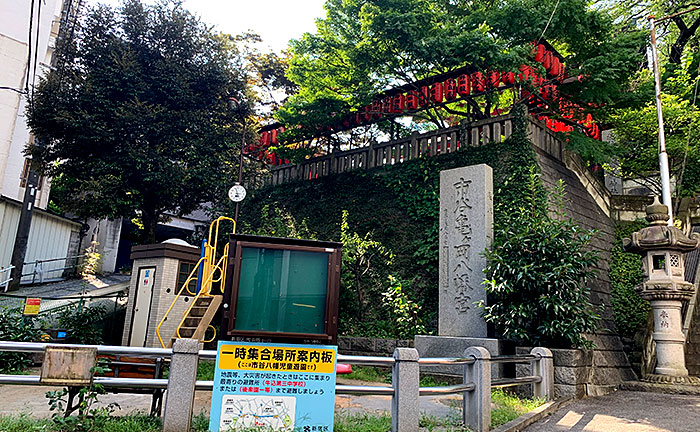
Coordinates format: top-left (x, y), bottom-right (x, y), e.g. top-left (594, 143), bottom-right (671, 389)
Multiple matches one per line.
top-left (162, 338), bottom-right (199, 432)
top-left (463, 346), bottom-right (491, 432)
top-left (391, 347), bottom-right (420, 432)
top-left (624, 197), bottom-right (700, 381)
top-left (531, 347), bottom-right (554, 400)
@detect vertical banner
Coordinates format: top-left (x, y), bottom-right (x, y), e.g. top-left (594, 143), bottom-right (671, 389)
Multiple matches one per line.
top-left (209, 341), bottom-right (337, 431)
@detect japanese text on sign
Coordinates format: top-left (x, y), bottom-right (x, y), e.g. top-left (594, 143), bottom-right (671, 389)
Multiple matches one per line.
top-left (219, 344), bottom-right (336, 374)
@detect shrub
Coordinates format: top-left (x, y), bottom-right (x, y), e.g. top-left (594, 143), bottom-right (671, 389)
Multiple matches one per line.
top-left (56, 304), bottom-right (107, 345)
top-left (482, 172), bottom-right (600, 349)
top-left (0, 308), bottom-right (42, 373)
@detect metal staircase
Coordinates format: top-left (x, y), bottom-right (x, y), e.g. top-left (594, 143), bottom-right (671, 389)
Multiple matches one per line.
top-left (156, 216), bottom-right (234, 348)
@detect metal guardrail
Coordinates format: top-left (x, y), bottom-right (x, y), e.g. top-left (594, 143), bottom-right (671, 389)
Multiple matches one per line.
top-left (21, 254), bottom-right (85, 284)
top-left (0, 265), bottom-right (14, 292)
top-left (0, 341), bottom-right (554, 432)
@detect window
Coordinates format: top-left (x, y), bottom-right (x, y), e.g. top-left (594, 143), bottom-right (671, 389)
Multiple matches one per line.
top-left (19, 158), bottom-right (43, 190)
top-left (177, 261), bottom-right (197, 294)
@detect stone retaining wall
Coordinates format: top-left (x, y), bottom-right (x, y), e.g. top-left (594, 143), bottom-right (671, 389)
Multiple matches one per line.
top-left (517, 347), bottom-right (602, 398)
top-left (338, 336), bottom-right (412, 357)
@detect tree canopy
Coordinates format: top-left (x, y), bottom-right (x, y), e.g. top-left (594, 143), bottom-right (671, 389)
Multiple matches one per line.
top-left (27, 0), bottom-right (253, 242)
top-left (275, 0), bottom-right (646, 145)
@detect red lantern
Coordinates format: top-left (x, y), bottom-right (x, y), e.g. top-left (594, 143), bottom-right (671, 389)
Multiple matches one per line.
top-left (420, 86), bottom-right (430, 107)
top-left (501, 72), bottom-right (515, 85)
top-left (534, 44), bottom-right (546, 62)
top-left (444, 78), bottom-right (457, 100)
top-left (392, 93), bottom-right (405, 112)
top-left (518, 65), bottom-right (532, 82)
top-left (270, 129), bottom-right (279, 145)
top-left (430, 82), bottom-right (444, 103)
top-left (543, 51), bottom-right (552, 71)
top-left (405, 91), bottom-right (419, 110)
top-left (382, 96), bottom-right (393, 114)
top-left (371, 100), bottom-right (382, 119)
top-left (550, 56), bottom-right (561, 76)
top-left (488, 71), bottom-right (500, 88)
top-left (457, 74), bottom-right (470, 96)
top-left (471, 72), bottom-right (486, 92)
top-left (260, 131), bottom-right (271, 147)
top-left (363, 105), bottom-right (373, 121)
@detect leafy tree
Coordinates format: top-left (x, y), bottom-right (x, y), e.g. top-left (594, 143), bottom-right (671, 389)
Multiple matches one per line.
top-left (27, 0), bottom-right (253, 242)
top-left (277, 0), bottom-right (645, 150)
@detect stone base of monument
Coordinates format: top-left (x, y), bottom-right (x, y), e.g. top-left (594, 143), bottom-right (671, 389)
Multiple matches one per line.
top-left (414, 335), bottom-right (502, 378)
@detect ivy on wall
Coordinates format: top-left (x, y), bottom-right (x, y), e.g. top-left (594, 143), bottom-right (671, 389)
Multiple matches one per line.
top-left (239, 108), bottom-right (541, 336)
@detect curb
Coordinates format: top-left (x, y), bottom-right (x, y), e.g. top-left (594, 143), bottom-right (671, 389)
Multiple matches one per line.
top-left (490, 397), bottom-right (574, 432)
top-left (620, 380), bottom-right (700, 396)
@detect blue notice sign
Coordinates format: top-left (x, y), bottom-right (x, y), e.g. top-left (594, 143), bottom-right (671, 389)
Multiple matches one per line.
top-left (209, 341), bottom-right (337, 432)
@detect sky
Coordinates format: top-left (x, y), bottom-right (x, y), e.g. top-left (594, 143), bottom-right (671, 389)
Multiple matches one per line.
top-left (85, 0), bottom-right (327, 53)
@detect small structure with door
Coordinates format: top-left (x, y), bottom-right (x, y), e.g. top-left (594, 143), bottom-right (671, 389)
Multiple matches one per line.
top-left (122, 217), bottom-right (342, 349)
top-left (122, 240), bottom-right (203, 347)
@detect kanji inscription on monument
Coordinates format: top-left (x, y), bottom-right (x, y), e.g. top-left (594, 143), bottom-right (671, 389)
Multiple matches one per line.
top-left (439, 164), bottom-right (493, 337)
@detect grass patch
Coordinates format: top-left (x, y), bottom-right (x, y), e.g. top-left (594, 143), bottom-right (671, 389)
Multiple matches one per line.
top-left (344, 365), bottom-right (392, 383)
top-left (491, 389), bottom-right (544, 428)
top-left (334, 412), bottom-right (391, 432)
top-left (0, 414), bottom-right (162, 432)
top-left (344, 365), bottom-right (450, 387)
top-left (196, 360), bottom-right (216, 381)
top-left (162, 360), bottom-right (215, 381)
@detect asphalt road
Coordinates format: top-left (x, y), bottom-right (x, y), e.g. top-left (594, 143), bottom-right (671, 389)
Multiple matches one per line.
top-left (524, 390), bottom-right (700, 432)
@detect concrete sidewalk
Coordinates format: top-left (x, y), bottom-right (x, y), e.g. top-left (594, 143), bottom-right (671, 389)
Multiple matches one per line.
top-left (524, 390), bottom-right (700, 432)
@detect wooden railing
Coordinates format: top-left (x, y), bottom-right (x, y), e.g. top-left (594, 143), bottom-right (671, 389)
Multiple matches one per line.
top-left (267, 115), bottom-right (515, 185)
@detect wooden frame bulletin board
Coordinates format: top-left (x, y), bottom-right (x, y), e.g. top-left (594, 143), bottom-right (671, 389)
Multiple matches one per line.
top-left (222, 234), bottom-right (342, 345)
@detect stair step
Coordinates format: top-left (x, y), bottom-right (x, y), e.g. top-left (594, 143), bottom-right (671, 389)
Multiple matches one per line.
top-left (179, 326), bottom-right (196, 338)
top-left (195, 297), bottom-right (213, 306)
top-left (189, 306), bottom-right (208, 317)
top-left (184, 317), bottom-right (201, 328)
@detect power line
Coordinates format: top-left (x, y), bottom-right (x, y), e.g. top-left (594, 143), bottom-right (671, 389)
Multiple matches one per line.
top-left (536, 0), bottom-right (562, 45)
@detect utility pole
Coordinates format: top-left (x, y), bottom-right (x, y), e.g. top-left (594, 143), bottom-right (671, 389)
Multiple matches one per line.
top-left (648, 15), bottom-right (673, 226)
top-left (8, 156), bottom-right (41, 291)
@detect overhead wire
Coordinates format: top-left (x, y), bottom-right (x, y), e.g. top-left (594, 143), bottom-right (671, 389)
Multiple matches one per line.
top-left (536, 0), bottom-right (562, 45)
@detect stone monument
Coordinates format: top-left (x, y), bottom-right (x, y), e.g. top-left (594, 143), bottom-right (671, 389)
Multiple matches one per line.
top-left (624, 197), bottom-right (700, 381)
top-left (438, 164), bottom-right (493, 336)
top-left (416, 164), bottom-right (499, 375)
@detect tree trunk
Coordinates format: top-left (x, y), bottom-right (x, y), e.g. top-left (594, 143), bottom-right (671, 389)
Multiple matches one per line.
top-left (140, 208), bottom-right (159, 244)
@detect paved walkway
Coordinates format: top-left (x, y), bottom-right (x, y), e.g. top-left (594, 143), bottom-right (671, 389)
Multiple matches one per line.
top-left (524, 390), bottom-right (700, 432)
top-left (0, 273), bottom-right (130, 313)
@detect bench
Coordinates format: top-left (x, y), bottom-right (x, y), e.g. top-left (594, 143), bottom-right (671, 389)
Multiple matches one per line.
top-left (65, 355), bottom-right (166, 416)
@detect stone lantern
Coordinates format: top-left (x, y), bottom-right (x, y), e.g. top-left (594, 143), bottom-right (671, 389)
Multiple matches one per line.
top-left (624, 197), bottom-right (700, 379)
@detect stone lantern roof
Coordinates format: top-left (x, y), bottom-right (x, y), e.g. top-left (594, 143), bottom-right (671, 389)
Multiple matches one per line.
top-left (623, 197), bottom-right (700, 254)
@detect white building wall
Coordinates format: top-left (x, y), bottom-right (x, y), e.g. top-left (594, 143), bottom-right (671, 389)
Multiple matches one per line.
top-left (84, 218), bottom-right (123, 274)
top-left (0, 0), bottom-right (65, 209)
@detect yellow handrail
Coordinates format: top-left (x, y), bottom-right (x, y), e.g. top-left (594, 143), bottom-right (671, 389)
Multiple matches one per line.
top-left (175, 252), bottom-right (228, 340)
top-left (155, 256), bottom-right (206, 348)
top-left (155, 216), bottom-right (235, 348)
